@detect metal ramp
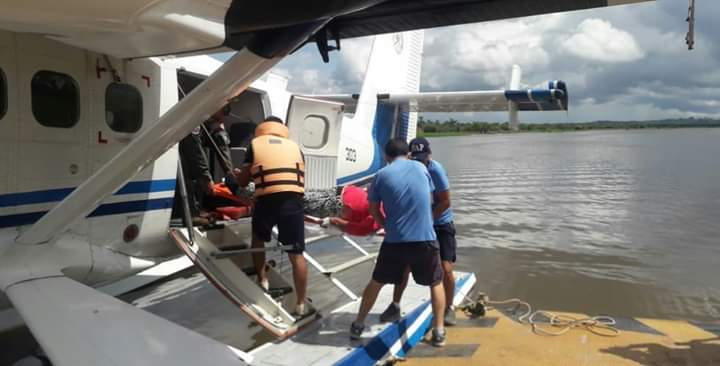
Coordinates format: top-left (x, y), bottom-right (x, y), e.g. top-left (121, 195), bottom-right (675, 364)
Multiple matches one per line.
top-left (300, 228), bottom-right (377, 301)
top-left (168, 218), bottom-right (378, 339)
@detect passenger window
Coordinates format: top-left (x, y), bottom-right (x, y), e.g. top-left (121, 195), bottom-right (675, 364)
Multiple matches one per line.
top-left (301, 115), bottom-right (329, 149)
top-left (105, 83), bottom-right (143, 133)
top-left (0, 67), bottom-right (6, 120)
top-left (31, 70), bottom-right (80, 128)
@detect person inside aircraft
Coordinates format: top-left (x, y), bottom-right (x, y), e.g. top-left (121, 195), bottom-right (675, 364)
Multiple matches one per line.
top-left (177, 126), bottom-right (215, 226)
top-left (228, 119), bottom-right (256, 168)
top-left (203, 106), bottom-right (233, 179)
top-left (234, 116), bottom-right (310, 316)
top-left (177, 105), bottom-right (254, 221)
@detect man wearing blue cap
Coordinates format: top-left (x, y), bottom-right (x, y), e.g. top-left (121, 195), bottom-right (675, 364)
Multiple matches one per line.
top-left (379, 137), bottom-right (458, 326)
top-left (349, 138), bottom-right (447, 347)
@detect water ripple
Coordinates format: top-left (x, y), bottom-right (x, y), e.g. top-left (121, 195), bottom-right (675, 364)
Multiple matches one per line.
top-left (431, 130), bottom-right (720, 321)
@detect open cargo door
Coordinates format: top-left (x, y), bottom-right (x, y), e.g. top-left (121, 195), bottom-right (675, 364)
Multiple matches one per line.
top-left (286, 96), bottom-right (344, 190)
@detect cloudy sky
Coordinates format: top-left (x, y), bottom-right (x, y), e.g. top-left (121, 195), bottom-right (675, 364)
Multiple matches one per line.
top-left (220, 0), bottom-right (719, 123)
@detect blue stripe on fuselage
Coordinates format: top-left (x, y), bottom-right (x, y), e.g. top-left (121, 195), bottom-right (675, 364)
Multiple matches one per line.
top-left (0, 179), bottom-right (176, 208)
top-left (115, 179), bottom-right (177, 195)
top-left (337, 103), bottom-right (395, 186)
top-left (0, 198), bottom-right (174, 228)
top-left (0, 179), bottom-right (177, 228)
top-left (0, 188), bottom-right (75, 208)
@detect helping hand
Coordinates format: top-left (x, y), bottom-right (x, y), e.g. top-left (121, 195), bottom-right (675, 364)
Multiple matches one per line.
top-left (320, 217), bottom-right (331, 228)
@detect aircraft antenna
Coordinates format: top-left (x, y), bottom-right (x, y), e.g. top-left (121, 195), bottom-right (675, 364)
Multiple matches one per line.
top-left (686, 0), bottom-right (696, 50)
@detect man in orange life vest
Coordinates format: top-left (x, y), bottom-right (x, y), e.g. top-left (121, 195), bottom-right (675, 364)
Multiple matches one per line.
top-left (235, 116), bottom-right (309, 316)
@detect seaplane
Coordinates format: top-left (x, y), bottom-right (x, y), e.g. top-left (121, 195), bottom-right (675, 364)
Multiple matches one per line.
top-left (0, 1), bottom-right (653, 365)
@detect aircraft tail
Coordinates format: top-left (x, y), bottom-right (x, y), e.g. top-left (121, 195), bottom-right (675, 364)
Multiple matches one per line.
top-left (353, 30), bottom-right (424, 141)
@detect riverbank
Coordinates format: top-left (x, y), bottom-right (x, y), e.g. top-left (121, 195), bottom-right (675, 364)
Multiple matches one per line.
top-left (417, 118), bottom-right (720, 137)
top-left (418, 124), bottom-right (720, 137)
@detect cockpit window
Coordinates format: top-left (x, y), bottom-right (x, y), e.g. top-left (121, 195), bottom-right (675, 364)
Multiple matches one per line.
top-left (31, 70), bottom-right (80, 128)
top-left (105, 83), bottom-right (143, 133)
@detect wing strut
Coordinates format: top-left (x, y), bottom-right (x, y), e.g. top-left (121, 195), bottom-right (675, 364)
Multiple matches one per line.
top-left (17, 21), bottom-right (328, 245)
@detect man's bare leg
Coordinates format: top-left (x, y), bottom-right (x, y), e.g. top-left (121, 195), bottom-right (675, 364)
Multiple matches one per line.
top-left (251, 234), bottom-right (268, 288)
top-left (391, 267), bottom-right (410, 304)
top-left (355, 280), bottom-right (385, 325)
top-left (430, 281), bottom-right (446, 330)
top-left (288, 253), bottom-right (308, 309)
top-left (442, 261), bottom-right (455, 309)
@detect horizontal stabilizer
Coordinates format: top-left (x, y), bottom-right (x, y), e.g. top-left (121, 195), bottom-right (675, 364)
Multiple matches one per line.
top-left (310, 81), bottom-right (568, 113)
top-left (6, 276), bottom-right (250, 366)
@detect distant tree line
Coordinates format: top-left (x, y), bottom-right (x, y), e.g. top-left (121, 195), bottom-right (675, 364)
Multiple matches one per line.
top-left (417, 116), bottom-right (720, 136)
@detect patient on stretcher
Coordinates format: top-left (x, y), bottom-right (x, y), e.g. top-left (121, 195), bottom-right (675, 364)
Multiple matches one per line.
top-left (316, 185), bottom-right (383, 236)
top-left (205, 182), bottom-right (253, 220)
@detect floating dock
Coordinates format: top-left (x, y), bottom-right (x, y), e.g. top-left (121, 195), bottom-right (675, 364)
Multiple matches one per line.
top-left (250, 273), bottom-right (477, 365)
top-left (400, 307), bottom-right (720, 365)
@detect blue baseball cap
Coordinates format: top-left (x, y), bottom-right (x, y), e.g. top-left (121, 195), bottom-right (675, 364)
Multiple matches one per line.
top-left (409, 137), bottom-right (431, 161)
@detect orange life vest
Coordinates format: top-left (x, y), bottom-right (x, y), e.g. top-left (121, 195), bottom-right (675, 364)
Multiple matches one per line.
top-left (250, 121), bottom-right (305, 197)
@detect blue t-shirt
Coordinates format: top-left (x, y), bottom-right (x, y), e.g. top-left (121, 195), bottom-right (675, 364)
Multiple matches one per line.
top-left (427, 160), bottom-right (454, 225)
top-left (368, 158), bottom-right (437, 243)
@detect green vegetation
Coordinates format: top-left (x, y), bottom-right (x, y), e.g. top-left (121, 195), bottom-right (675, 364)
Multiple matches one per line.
top-left (417, 117), bottom-right (720, 137)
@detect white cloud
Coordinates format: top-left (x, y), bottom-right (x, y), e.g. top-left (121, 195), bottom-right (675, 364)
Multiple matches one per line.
top-left (570, 101), bottom-right (720, 121)
top-left (690, 100), bottom-right (720, 108)
top-left (334, 38), bottom-right (373, 86)
top-left (563, 19), bottom-right (645, 63)
top-left (423, 15), bottom-right (567, 87)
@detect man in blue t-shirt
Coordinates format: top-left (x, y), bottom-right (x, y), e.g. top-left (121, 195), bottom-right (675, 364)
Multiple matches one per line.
top-left (379, 137), bottom-right (459, 327)
top-left (349, 139), bottom-right (447, 347)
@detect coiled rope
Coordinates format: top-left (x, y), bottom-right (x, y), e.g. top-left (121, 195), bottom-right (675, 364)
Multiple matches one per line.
top-left (458, 294), bottom-right (621, 337)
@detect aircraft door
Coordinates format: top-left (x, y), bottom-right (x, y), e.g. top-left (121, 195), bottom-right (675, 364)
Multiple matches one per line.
top-left (286, 96), bottom-right (344, 190)
top-left (16, 35), bottom-right (89, 192)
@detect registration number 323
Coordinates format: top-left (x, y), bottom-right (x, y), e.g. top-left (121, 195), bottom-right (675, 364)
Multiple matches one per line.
top-left (345, 147), bottom-right (357, 162)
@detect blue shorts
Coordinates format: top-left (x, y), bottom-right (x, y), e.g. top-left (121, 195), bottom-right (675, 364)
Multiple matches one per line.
top-left (372, 241), bottom-right (443, 286)
top-left (435, 222), bottom-right (457, 263)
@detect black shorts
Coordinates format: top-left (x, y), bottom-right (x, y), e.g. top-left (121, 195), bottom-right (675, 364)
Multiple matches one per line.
top-left (435, 222), bottom-right (457, 263)
top-left (252, 192), bottom-right (305, 254)
top-left (372, 241), bottom-right (443, 286)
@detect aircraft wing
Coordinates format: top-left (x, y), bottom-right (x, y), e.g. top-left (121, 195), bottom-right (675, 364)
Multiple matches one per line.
top-left (0, 0), bottom-right (652, 58)
top-left (321, 0), bottom-right (654, 41)
top-left (5, 276), bottom-right (251, 366)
